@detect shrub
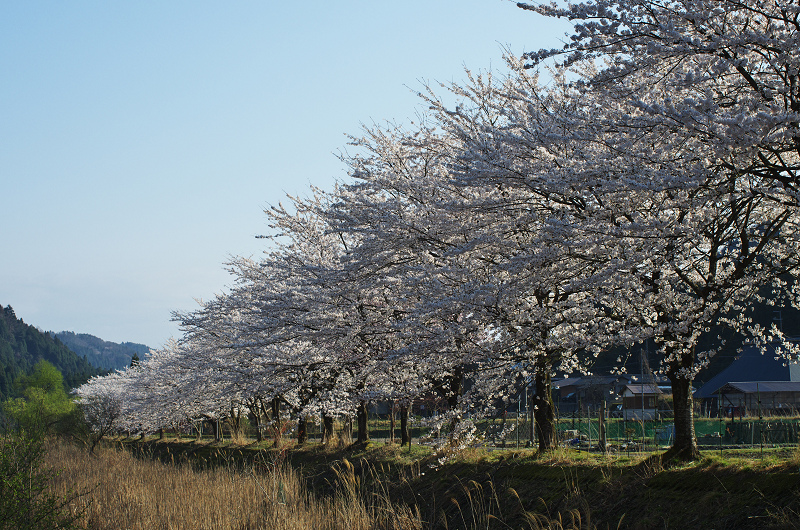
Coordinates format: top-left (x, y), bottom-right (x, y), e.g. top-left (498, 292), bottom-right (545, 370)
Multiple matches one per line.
top-left (0, 433), bottom-right (82, 530)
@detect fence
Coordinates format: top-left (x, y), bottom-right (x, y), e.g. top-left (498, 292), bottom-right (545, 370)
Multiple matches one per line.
top-left (357, 410), bottom-right (800, 452)
top-left (208, 409), bottom-right (800, 452)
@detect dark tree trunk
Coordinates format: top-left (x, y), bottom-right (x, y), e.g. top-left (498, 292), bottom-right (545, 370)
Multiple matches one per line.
top-left (356, 401), bottom-right (370, 444)
top-left (400, 405), bottom-right (410, 446)
top-left (229, 406), bottom-right (242, 441)
top-left (529, 385), bottom-right (535, 445)
top-left (209, 419), bottom-right (220, 442)
top-left (447, 369), bottom-right (463, 409)
top-left (271, 397), bottom-right (281, 447)
top-left (446, 369), bottom-right (464, 441)
top-left (297, 416), bottom-right (308, 445)
top-left (158, 428), bottom-right (164, 440)
top-left (389, 400), bottom-right (396, 444)
top-left (322, 414), bottom-right (334, 444)
top-left (271, 397), bottom-right (280, 418)
top-left (533, 366), bottom-right (557, 452)
top-left (668, 371), bottom-right (701, 460)
top-left (433, 367), bottom-right (464, 419)
top-left (343, 415), bottom-right (353, 445)
top-left (259, 399), bottom-right (271, 443)
top-left (254, 412), bottom-right (263, 442)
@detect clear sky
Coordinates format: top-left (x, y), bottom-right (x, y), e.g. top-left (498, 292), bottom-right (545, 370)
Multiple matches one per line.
top-left (1, 1), bottom-right (568, 348)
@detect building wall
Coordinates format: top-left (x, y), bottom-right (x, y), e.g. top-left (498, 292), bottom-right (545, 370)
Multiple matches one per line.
top-left (791, 363), bottom-right (800, 382)
top-left (622, 395), bottom-right (657, 410)
top-left (623, 409), bottom-right (658, 420)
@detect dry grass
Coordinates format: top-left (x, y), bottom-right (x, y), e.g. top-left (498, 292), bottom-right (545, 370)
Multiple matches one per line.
top-left (45, 441), bottom-right (421, 530)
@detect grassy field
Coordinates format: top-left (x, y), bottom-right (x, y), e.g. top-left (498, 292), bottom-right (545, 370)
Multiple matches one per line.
top-left (45, 434), bottom-right (800, 529)
top-left (46, 440), bottom-right (422, 530)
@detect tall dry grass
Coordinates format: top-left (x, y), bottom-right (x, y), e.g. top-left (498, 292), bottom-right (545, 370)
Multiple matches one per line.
top-left (45, 441), bottom-right (421, 530)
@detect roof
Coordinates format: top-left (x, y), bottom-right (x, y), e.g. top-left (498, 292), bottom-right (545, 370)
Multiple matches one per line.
top-left (719, 381), bottom-right (800, 394)
top-left (694, 343), bottom-right (798, 398)
top-left (553, 377), bottom-right (583, 389)
top-left (624, 384), bottom-right (662, 395)
top-left (553, 375), bottom-right (631, 389)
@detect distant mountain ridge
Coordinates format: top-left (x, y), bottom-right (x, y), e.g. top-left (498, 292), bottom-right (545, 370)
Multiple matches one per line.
top-left (54, 331), bottom-right (150, 372)
top-left (0, 304), bottom-right (102, 401)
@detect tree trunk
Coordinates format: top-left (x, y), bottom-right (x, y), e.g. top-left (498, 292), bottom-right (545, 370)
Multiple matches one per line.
top-left (356, 401), bottom-right (370, 444)
top-left (400, 405), bottom-right (410, 446)
top-left (322, 414), bottom-right (334, 445)
top-left (272, 397), bottom-right (281, 447)
top-left (254, 412), bottom-right (263, 442)
top-left (343, 415), bottom-right (353, 445)
top-left (159, 428), bottom-right (164, 440)
top-left (297, 416), bottom-right (308, 445)
top-left (447, 369), bottom-right (463, 409)
top-left (533, 366), bottom-right (557, 452)
top-left (668, 372), bottom-right (700, 460)
top-left (529, 385), bottom-right (535, 446)
top-left (229, 406), bottom-right (242, 441)
top-left (389, 401), bottom-right (396, 444)
top-left (259, 399), bottom-right (272, 443)
top-left (209, 419), bottom-right (220, 442)
top-left (446, 369), bottom-right (464, 442)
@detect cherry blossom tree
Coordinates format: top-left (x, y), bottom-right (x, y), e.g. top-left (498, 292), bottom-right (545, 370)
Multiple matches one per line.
top-left (329, 112), bottom-right (625, 451)
top-left (75, 372), bottom-right (123, 453)
top-left (418, 26), bottom-right (800, 457)
top-left (512, 0), bottom-right (800, 458)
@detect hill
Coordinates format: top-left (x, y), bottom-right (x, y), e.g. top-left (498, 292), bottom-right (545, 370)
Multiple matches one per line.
top-left (0, 304), bottom-right (103, 401)
top-left (54, 331), bottom-right (149, 371)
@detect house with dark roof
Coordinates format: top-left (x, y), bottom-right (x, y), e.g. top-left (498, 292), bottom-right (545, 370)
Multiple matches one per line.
top-left (694, 343), bottom-right (800, 416)
top-left (621, 383), bottom-right (665, 420)
top-left (553, 375), bottom-right (634, 414)
top-left (713, 381), bottom-right (800, 417)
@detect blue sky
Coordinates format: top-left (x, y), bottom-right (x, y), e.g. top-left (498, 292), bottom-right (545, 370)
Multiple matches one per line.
top-left (1, 1), bottom-right (568, 348)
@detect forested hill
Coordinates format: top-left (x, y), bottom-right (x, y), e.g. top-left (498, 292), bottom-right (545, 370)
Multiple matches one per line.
top-left (55, 331), bottom-right (149, 371)
top-left (0, 305), bottom-right (102, 401)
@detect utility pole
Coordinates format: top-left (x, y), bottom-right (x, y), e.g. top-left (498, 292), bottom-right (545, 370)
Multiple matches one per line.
top-left (758, 382), bottom-right (763, 454)
top-left (718, 387), bottom-right (723, 455)
top-left (641, 346), bottom-right (646, 448)
top-left (600, 400), bottom-right (607, 454)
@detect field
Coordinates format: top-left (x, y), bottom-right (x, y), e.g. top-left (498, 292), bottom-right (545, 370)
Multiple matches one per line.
top-left (44, 434), bottom-right (800, 530)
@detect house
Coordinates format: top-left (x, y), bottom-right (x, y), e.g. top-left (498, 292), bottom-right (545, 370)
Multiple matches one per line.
top-left (715, 381), bottom-right (800, 417)
top-left (694, 342), bottom-right (800, 416)
top-left (621, 384), bottom-right (663, 420)
top-left (553, 375), bottom-right (633, 414)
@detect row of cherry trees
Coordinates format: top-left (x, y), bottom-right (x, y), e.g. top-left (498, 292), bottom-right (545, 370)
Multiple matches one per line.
top-left (78, 0), bottom-right (800, 459)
